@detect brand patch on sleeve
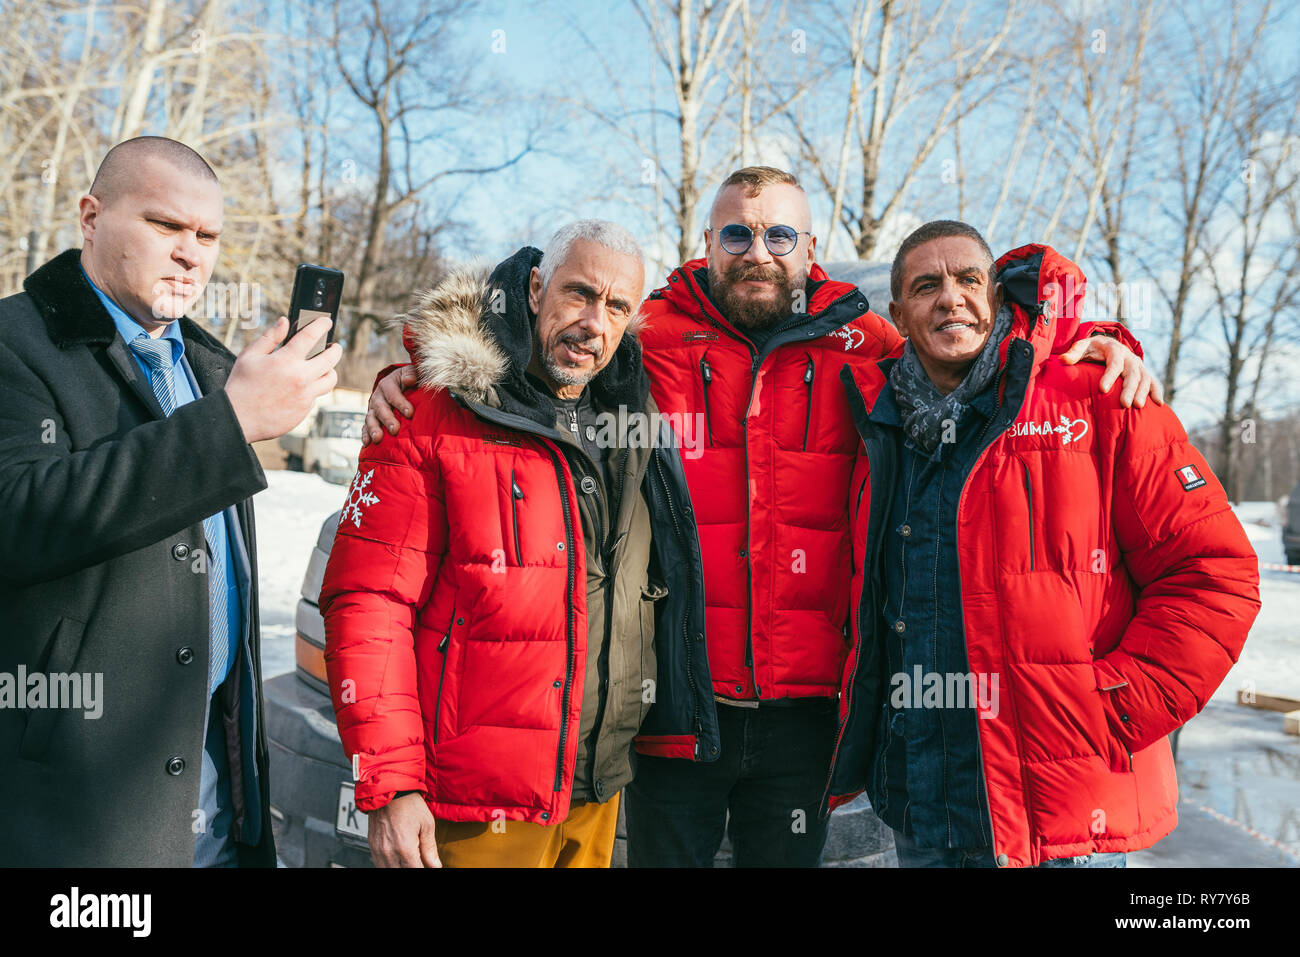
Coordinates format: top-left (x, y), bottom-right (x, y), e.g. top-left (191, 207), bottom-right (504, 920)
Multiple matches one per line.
top-left (1176, 464), bottom-right (1206, 491)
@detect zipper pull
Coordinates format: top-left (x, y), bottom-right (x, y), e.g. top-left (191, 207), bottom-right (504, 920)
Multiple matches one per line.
top-left (438, 632), bottom-right (450, 653)
top-left (512, 479), bottom-right (524, 500)
top-left (804, 359), bottom-right (814, 384)
top-left (701, 358), bottom-right (712, 384)
top-left (568, 408), bottom-right (579, 435)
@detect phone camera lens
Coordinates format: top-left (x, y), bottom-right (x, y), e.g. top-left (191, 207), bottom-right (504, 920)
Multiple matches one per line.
top-left (314, 295), bottom-right (324, 308)
top-left (315, 279), bottom-right (327, 292)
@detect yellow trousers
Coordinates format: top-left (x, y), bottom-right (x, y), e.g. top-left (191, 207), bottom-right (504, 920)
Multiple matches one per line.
top-left (434, 794), bottom-right (620, 868)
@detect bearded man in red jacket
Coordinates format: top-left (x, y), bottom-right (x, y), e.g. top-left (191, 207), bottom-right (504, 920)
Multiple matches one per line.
top-left (825, 220), bottom-right (1260, 867)
top-left (365, 169), bottom-right (1159, 867)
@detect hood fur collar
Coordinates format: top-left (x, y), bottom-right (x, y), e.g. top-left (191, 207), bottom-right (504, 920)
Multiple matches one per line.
top-left (401, 245), bottom-right (649, 429)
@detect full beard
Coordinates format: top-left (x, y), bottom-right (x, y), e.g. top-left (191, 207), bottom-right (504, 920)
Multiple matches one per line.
top-left (709, 261), bottom-right (807, 329)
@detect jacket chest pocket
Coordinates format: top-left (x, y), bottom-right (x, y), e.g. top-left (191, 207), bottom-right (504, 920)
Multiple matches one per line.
top-left (509, 468), bottom-right (525, 565)
top-left (698, 352), bottom-right (716, 448)
top-left (432, 609), bottom-right (462, 746)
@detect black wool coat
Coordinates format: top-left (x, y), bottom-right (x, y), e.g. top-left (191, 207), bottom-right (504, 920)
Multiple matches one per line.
top-left (0, 249), bottom-right (275, 866)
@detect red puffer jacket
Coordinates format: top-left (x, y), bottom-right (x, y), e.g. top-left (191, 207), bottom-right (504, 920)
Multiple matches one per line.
top-left (320, 253), bottom-right (717, 822)
top-left (638, 261), bottom-right (897, 700)
top-left (827, 245), bottom-right (1261, 865)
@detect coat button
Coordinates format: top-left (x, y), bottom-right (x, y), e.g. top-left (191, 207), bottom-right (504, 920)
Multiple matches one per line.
top-left (894, 620), bottom-right (906, 634)
top-left (172, 543), bottom-right (189, 561)
top-left (735, 685), bottom-right (743, 693)
top-left (580, 477), bottom-right (597, 494)
top-left (455, 617), bottom-right (464, 626)
top-left (899, 524), bottom-right (911, 537)
top-left (595, 780), bottom-right (606, 797)
top-left (738, 549), bottom-right (747, 557)
top-left (176, 647), bottom-right (194, 665)
top-left (557, 541), bottom-right (565, 551)
top-left (540, 811), bottom-right (550, 820)
top-left (1119, 713), bottom-right (1130, 723)
top-left (166, 757), bottom-right (186, 776)
top-left (553, 679), bottom-right (562, 688)
top-left (996, 853), bottom-right (1009, 866)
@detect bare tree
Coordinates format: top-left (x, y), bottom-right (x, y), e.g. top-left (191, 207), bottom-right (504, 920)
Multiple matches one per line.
top-left (1199, 89), bottom-right (1300, 501)
top-left (329, 0), bottom-right (535, 361)
top-left (1136, 0), bottom-right (1279, 403)
top-left (783, 0), bottom-right (1021, 259)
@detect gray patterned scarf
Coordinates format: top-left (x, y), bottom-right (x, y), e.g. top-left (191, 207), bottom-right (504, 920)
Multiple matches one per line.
top-left (889, 305), bottom-right (1014, 456)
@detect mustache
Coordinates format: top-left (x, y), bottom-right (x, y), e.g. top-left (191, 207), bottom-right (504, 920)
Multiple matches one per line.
top-left (557, 334), bottom-right (603, 359)
top-left (725, 263), bottom-right (787, 284)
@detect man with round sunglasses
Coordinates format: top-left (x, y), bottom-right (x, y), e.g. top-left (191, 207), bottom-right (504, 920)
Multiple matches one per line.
top-left (362, 165), bottom-right (1158, 867)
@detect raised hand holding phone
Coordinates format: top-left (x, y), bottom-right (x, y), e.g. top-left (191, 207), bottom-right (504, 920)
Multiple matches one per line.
top-left (225, 262), bottom-right (346, 443)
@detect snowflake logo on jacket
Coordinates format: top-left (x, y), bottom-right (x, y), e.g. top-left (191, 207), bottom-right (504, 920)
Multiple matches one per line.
top-left (340, 468), bottom-right (381, 529)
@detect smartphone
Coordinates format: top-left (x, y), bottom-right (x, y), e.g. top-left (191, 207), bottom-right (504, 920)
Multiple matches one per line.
top-left (284, 264), bottom-right (345, 359)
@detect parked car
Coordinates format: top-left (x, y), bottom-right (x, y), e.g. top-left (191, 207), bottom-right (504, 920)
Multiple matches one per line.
top-left (265, 508), bottom-right (374, 867)
top-left (279, 389), bottom-right (367, 485)
top-left (1282, 481), bottom-right (1300, 564)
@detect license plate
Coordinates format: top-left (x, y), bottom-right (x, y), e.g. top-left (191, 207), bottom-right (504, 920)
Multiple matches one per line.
top-left (336, 782), bottom-right (369, 840)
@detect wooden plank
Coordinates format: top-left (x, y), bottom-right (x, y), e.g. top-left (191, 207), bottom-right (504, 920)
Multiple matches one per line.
top-left (1284, 710), bottom-right (1300, 736)
top-left (1236, 689), bottom-right (1300, 713)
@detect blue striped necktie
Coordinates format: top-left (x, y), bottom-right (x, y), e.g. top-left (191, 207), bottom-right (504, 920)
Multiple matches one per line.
top-left (128, 335), bottom-right (230, 696)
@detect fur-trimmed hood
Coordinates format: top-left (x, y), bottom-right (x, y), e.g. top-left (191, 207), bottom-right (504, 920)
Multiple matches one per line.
top-left (400, 245), bottom-right (650, 430)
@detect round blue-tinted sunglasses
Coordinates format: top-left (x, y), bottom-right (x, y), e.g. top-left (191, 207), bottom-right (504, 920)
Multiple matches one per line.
top-left (713, 223), bottom-right (810, 257)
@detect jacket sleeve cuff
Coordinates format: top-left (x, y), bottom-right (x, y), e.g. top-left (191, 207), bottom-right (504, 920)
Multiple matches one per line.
top-left (371, 362), bottom-right (410, 393)
top-left (1080, 321), bottom-right (1144, 360)
top-left (1093, 656), bottom-right (1177, 754)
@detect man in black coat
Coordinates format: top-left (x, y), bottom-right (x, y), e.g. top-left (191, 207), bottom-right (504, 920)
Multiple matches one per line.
top-left (0, 136), bottom-right (341, 866)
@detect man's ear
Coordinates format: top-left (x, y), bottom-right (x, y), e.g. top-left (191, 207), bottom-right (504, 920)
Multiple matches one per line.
top-left (991, 278), bottom-right (1004, 313)
top-left (888, 300), bottom-right (905, 335)
top-left (806, 233), bottom-right (817, 264)
top-left (528, 266), bottom-right (543, 315)
top-left (78, 194), bottom-right (101, 244)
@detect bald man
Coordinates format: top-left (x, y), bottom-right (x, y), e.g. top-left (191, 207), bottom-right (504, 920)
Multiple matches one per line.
top-left (0, 136), bottom-right (341, 866)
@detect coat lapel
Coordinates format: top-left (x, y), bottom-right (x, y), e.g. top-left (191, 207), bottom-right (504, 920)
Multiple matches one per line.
top-left (103, 336), bottom-right (167, 421)
top-left (181, 317), bottom-right (234, 394)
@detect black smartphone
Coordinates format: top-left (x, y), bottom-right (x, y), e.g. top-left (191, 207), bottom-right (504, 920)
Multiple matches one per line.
top-left (284, 264), bottom-right (344, 359)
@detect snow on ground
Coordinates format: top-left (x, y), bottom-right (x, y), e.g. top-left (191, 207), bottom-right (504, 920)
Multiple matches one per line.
top-left (1221, 503), bottom-right (1300, 702)
top-left (254, 470), bottom-right (350, 679)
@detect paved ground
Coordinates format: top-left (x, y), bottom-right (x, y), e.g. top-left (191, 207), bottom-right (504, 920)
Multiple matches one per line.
top-left (1130, 700), bottom-right (1299, 868)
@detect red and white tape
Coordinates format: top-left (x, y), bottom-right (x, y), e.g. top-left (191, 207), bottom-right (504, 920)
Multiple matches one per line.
top-left (1181, 799), bottom-right (1300, 865)
top-left (1259, 562), bottom-right (1300, 573)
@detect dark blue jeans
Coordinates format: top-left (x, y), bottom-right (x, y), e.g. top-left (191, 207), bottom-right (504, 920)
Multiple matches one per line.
top-left (624, 699), bottom-right (837, 867)
top-left (893, 830), bottom-right (1126, 868)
